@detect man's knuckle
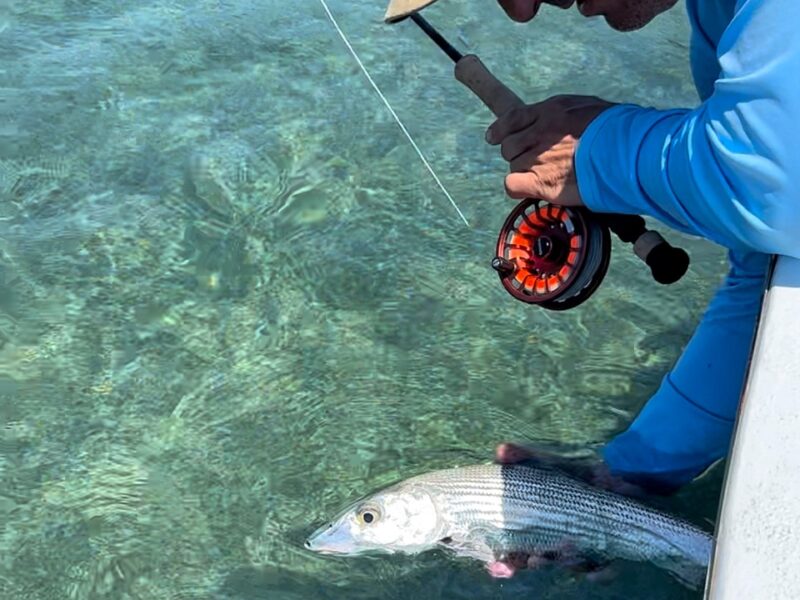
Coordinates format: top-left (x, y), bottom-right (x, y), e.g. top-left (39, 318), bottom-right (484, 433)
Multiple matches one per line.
top-left (504, 106), bottom-right (522, 123)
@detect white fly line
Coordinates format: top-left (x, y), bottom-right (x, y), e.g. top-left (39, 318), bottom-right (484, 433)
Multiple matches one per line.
top-left (317, 0), bottom-right (470, 228)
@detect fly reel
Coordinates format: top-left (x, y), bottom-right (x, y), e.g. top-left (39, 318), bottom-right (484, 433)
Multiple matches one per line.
top-left (492, 199), bottom-right (690, 310)
top-left (492, 200), bottom-right (611, 310)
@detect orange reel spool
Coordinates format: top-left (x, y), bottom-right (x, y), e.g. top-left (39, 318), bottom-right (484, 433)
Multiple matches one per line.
top-left (492, 199), bottom-right (611, 310)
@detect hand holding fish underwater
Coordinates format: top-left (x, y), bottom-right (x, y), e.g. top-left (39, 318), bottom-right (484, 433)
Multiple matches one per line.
top-left (308, 0), bottom-right (800, 590)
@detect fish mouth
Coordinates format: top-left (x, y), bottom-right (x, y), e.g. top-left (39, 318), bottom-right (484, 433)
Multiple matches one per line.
top-left (305, 522), bottom-right (363, 556)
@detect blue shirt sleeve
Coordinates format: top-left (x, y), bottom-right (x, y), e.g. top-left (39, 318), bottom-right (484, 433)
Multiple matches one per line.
top-left (575, 0), bottom-right (800, 259)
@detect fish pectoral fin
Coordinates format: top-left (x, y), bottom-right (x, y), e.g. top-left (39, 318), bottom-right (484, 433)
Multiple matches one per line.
top-left (437, 532), bottom-right (494, 563)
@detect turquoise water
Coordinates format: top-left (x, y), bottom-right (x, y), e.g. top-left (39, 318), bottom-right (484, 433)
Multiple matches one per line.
top-left (0, 1), bottom-right (729, 598)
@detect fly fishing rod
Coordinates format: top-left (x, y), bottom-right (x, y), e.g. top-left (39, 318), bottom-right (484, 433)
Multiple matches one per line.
top-left (385, 1), bottom-right (690, 310)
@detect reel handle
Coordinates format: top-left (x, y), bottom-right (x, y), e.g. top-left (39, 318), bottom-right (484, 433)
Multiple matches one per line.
top-left (600, 214), bottom-right (690, 284)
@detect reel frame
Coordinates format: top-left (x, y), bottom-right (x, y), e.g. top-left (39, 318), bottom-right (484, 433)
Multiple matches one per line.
top-left (493, 199), bottom-right (612, 311)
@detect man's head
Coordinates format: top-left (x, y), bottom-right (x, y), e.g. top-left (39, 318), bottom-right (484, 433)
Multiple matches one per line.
top-left (497, 0), bottom-right (679, 31)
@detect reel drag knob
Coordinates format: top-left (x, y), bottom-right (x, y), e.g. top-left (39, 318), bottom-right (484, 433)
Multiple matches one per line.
top-left (492, 200), bottom-right (611, 311)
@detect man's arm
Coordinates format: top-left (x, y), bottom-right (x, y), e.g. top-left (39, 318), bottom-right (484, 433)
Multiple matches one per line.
top-left (576, 0), bottom-right (800, 258)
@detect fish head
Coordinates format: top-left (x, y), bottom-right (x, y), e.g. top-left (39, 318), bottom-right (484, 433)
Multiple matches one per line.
top-left (306, 483), bottom-right (443, 556)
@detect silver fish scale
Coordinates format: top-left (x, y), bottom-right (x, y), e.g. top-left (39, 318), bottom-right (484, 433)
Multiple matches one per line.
top-left (401, 464), bottom-right (711, 587)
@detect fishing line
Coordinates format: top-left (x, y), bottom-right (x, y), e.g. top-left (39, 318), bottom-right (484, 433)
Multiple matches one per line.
top-left (316, 0), bottom-right (470, 228)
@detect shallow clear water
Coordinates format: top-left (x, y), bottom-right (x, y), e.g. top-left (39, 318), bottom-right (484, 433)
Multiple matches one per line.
top-left (0, 1), bottom-right (729, 598)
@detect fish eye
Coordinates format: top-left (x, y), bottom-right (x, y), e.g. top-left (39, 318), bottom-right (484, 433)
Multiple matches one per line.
top-left (356, 506), bottom-right (381, 526)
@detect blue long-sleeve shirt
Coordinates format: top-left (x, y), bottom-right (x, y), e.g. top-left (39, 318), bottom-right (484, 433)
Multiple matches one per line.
top-left (576, 0), bottom-right (800, 259)
top-left (596, 0), bottom-right (796, 487)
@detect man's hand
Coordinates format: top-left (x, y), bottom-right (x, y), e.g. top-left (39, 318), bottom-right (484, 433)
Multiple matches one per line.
top-left (497, 0), bottom-right (575, 23)
top-left (494, 443), bottom-right (652, 497)
top-left (485, 95), bottom-right (615, 205)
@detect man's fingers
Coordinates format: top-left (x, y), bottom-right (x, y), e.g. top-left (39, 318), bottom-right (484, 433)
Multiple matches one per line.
top-left (505, 169), bottom-right (576, 204)
top-left (500, 123), bottom-right (539, 161)
top-left (495, 443), bottom-right (540, 464)
top-left (486, 560), bottom-right (516, 578)
top-left (504, 171), bottom-right (545, 200)
top-left (486, 104), bottom-right (542, 145)
top-left (509, 148), bottom-right (543, 173)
